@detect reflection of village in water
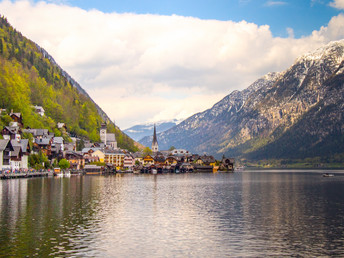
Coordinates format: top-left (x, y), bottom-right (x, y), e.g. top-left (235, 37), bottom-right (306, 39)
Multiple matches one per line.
top-left (1, 172), bottom-right (343, 257)
top-left (0, 110), bottom-right (234, 178)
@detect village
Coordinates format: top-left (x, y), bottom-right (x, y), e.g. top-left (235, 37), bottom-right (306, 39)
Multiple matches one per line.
top-left (0, 108), bottom-right (234, 177)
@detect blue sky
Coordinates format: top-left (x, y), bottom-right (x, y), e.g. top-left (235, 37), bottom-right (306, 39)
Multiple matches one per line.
top-left (1, 0), bottom-right (344, 128)
top-left (59, 0), bottom-right (339, 38)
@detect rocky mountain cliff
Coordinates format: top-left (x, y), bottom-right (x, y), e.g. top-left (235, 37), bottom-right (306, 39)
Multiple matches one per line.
top-left (140, 40), bottom-right (344, 160)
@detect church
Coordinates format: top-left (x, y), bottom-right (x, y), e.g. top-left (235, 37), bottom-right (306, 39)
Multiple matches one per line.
top-left (151, 124), bottom-right (159, 153)
top-left (100, 123), bottom-right (117, 149)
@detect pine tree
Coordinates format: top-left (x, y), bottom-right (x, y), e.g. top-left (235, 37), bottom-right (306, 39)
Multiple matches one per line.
top-left (0, 38), bottom-right (3, 55)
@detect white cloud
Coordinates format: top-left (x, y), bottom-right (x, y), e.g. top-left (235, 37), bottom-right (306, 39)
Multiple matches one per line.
top-left (0, 0), bottom-right (343, 129)
top-left (329, 0), bottom-right (344, 9)
top-left (286, 27), bottom-right (294, 38)
top-left (264, 1), bottom-right (288, 7)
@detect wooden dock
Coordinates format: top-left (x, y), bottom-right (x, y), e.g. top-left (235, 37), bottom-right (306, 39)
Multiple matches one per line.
top-left (0, 171), bottom-right (51, 180)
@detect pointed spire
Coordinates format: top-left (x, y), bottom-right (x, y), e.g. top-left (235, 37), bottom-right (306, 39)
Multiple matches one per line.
top-left (153, 124), bottom-right (158, 144)
top-left (152, 124), bottom-right (159, 152)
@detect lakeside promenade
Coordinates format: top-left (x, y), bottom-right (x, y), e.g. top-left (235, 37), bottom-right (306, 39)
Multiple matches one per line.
top-left (0, 170), bottom-right (51, 179)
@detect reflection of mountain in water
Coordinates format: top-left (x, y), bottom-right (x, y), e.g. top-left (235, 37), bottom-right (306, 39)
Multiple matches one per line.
top-left (0, 172), bottom-right (343, 256)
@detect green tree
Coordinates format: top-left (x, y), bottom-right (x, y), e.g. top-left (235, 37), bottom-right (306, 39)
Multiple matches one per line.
top-left (0, 38), bottom-right (3, 55)
top-left (28, 151), bottom-right (49, 169)
top-left (142, 147), bottom-right (152, 156)
top-left (169, 146), bottom-right (176, 151)
top-left (59, 159), bottom-right (70, 170)
top-left (76, 138), bottom-right (85, 151)
top-left (1, 114), bottom-right (12, 126)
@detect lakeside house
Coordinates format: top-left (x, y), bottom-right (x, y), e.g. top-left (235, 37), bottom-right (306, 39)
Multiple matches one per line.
top-left (65, 151), bottom-right (85, 170)
top-left (104, 149), bottom-right (125, 169)
top-left (0, 110), bottom-right (234, 172)
top-left (0, 139), bottom-right (14, 170)
top-left (123, 154), bottom-right (135, 169)
top-left (143, 154), bottom-right (154, 165)
top-left (10, 139), bottom-right (30, 170)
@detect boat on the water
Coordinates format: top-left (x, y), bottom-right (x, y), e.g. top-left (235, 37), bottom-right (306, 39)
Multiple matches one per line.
top-left (234, 166), bottom-right (245, 171)
top-left (322, 173), bottom-right (334, 177)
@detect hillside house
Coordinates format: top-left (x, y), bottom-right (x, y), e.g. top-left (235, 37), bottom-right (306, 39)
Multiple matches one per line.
top-left (0, 139), bottom-right (14, 170)
top-left (57, 122), bottom-right (67, 130)
top-left (34, 105), bottom-right (45, 117)
top-left (10, 112), bottom-right (23, 128)
top-left (10, 139), bottom-right (30, 170)
top-left (51, 137), bottom-right (64, 158)
top-left (65, 151), bottom-right (85, 170)
top-left (34, 137), bottom-right (53, 157)
top-left (1, 126), bottom-right (21, 141)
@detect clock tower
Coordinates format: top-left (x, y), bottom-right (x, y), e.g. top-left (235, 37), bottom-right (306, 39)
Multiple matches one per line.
top-left (100, 123), bottom-right (107, 144)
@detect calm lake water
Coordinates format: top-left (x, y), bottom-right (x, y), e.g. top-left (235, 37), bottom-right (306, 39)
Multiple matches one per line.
top-left (1, 170), bottom-right (344, 257)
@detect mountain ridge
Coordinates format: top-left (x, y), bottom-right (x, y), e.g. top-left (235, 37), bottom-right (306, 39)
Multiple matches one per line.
top-left (140, 39), bottom-right (344, 161)
top-left (0, 15), bottom-right (138, 152)
top-left (125, 119), bottom-right (181, 142)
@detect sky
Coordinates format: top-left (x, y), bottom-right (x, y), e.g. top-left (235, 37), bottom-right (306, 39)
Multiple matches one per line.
top-left (0, 0), bottom-right (344, 129)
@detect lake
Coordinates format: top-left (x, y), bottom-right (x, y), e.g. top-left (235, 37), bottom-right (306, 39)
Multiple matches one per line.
top-left (1, 170), bottom-right (344, 257)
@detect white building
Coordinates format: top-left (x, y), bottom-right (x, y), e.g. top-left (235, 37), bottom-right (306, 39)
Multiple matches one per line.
top-left (34, 105), bottom-right (45, 116)
top-left (99, 123), bottom-right (117, 150)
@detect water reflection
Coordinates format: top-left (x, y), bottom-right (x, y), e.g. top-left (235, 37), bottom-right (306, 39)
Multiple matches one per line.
top-left (0, 171), bottom-right (343, 257)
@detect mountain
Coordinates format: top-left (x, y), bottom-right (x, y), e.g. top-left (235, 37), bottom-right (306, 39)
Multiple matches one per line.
top-left (0, 16), bottom-right (138, 152)
top-left (124, 119), bottom-right (180, 142)
top-left (36, 46), bottom-right (111, 123)
top-left (143, 40), bottom-right (344, 161)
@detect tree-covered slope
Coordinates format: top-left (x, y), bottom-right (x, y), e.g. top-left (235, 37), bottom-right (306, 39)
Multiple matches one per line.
top-left (0, 16), bottom-right (138, 152)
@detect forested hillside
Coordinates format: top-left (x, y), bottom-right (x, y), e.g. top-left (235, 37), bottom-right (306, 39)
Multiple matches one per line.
top-left (0, 16), bottom-right (138, 152)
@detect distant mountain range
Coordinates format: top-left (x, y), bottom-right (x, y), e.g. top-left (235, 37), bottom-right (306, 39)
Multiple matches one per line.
top-left (124, 119), bottom-right (180, 142)
top-left (140, 40), bottom-right (344, 161)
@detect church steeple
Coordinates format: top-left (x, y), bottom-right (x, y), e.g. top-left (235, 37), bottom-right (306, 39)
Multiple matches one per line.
top-left (151, 124), bottom-right (159, 153)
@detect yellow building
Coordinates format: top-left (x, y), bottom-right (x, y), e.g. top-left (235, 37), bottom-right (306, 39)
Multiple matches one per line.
top-left (104, 150), bottom-right (125, 169)
top-left (92, 150), bottom-right (105, 163)
top-left (143, 155), bottom-right (154, 165)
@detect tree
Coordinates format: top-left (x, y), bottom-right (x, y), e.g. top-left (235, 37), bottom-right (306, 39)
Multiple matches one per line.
top-left (76, 138), bottom-right (85, 151)
top-left (142, 147), bottom-right (152, 156)
top-left (0, 38), bottom-right (3, 55)
top-left (169, 146), bottom-right (176, 151)
top-left (28, 151), bottom-right (50, 169)
top-left (59, 159), bottom-right (70, 170)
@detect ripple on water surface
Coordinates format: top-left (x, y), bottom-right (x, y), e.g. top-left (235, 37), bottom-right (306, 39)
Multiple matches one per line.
top-left (0, 171), bottom-right (344, 257)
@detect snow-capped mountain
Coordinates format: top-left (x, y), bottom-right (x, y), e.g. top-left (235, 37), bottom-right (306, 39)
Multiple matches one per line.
top-left (141, 40), bottom-right (344, 160)
top-left (123, 119), bottom-right (181, 142)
